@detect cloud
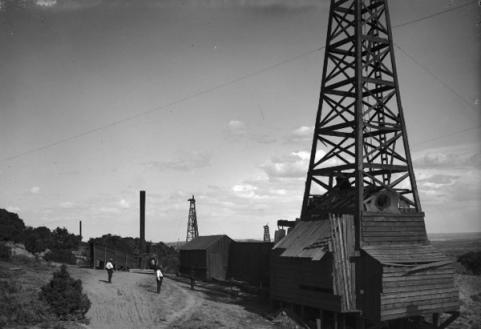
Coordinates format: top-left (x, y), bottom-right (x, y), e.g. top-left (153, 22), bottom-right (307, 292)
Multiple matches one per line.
top-left (232, 183), bottom-right (260, 199)
top-left (6, 206), bottom-right (21, 213)
top-left (412, 144), bottom-right (481, 216)
top-left (99, 207), bottom-right (121, 214)
top-left (224, 120), bottom-right (276, 144)
top-left (227, 120), bottom-right (247, 136)
top-left (146, 151), bottom-right (212, 172)
top-left (285, 125), bottom-right (313, 144)
top-left (35, 0), bottom-right (57, 7)
top-left (413, 146), bottom-right (481, 169)
top-left (59, 201), bottom-right (74, 208)
top-left (30, 186), bottom-right (40, 194)
top-left (118, 199), bottom-right (130, 209)
top-left (261, 151), bottom-right (309, 179)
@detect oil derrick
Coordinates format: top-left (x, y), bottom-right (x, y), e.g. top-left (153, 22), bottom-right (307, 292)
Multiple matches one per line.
top-left (270, 0), bottom-right (459, 327)
top-left (301, 0), bottom-right (420, 228)
top-left (263, 224), bottom-right (271, 242)
top-left (186, 195), bottom-right (199, 243)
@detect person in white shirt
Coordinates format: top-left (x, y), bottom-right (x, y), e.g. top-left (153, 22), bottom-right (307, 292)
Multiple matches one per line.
top-left (155, 267), bottom-right (163, 293)
top-left (105, 259), bottom-right (114, 283)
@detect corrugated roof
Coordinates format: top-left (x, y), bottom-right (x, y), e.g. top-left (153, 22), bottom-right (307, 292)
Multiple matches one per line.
top-left (362, 243), bottom-right (450, 265)
top-left (180, 235), bottom-right (230, 250)
top-left (273, 220), bottom-right (331, 260)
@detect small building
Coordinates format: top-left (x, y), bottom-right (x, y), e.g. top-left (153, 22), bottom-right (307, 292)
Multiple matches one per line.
top-left (179, 235), bottom-right (233, 281)
top-left (270, 219), bottom-right (343, 312)
top-left (228, 241), bottom-right (273, 286)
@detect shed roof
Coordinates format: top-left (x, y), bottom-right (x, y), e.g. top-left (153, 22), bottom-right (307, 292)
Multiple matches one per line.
top-left (273, 220), bottom-right (331, 261)
top-left (362, 243), bottom-right (450, 265)
top-left (180, 235), bottom-right (231, 251)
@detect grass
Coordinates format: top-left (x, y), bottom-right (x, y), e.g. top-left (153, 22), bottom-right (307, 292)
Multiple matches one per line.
top-left (0, 256), bottom-right (85, 329)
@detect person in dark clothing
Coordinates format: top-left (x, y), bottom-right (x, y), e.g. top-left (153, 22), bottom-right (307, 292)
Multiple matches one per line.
top-left (155, 267), bottom-right (163, 293)
top-left (105, 258), bottom-right (114, 283)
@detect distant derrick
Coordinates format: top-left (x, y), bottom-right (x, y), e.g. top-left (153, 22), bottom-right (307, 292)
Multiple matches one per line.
top-left (263, 224), bottom-right (271, 242)
top-left (186, 195), bottom-right (199, 243)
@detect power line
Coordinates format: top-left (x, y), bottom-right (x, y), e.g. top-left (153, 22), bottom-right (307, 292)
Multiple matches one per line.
top-left (391, 1), bottom-right (474, 29)
top-left (414, 125), bottom-right (481, 147)
top-left (2, 1), bottom-right (476, 162)
top-left (395, 43), bottom-right (478, 113)
top-left (2, 47), bottom-right (321, 162)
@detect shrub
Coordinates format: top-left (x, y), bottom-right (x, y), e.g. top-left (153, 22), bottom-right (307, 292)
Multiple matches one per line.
top-left (24, 226), bottom-right (52, 254)
top-left (39, 265), bottom-right (91, 320)
top-left (0, 209), bottom-right (26, 242)
top-left (0, 242), bottom-right (11, 260)
top-left (458, 251), bottom-right (481, 275)
top-left (44, 249), bottom-right (77, 265)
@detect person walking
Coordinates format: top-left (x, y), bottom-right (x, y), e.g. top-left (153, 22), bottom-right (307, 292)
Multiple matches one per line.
top-left (105, 258), bottom-right (114, 283)
top-left (155, 266), bottom-right (163, 293)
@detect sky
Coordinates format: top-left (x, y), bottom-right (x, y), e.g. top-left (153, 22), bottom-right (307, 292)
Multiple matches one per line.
top-left (0, 0), bottom-right (479, 242)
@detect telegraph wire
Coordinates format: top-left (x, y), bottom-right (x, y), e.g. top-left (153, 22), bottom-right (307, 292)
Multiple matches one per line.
top-left (391, 1), bottom-right (475, 29)
top-left (395, 43), bottom-right (478, 113)
top-left (2, 1), bottom-right (476, 162)
top-left (414, 125), bottom-right (481, 147)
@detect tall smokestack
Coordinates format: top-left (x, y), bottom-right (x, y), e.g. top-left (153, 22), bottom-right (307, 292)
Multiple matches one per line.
top-left (140, 190), bottom-right (145, 254)
top-left (79, 220), bottom-right (82, 241)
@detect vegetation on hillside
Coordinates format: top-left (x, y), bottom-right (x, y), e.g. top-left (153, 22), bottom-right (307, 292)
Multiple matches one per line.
top-left (90, 234), bottom-right (179, 272)
top-left (40, 264), bottom-right (91, 320)
top-left (0, 209), bottom-right (81, 264)
top-left (458, 251), bottom-right (481, 275)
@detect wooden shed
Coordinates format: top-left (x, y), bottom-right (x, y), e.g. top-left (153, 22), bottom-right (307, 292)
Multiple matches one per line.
top-left (179, 235), bottom-right (233, 281)
top-left (358, 212), bottom-right (458, 322)
top-left (271, 217), bottom-right (356, 313)
top-left (271, 201), bottom-right (459, 326)
top-left (228, 241), bottom-right (273, 286)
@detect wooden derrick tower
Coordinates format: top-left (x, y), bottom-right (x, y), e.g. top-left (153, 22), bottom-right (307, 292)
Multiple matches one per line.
top-left (271, 0), bottom-right (459, 327)
top-left (186, 195), bottom-right (199, 243)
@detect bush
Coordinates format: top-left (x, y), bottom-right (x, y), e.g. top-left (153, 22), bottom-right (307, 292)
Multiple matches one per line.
top-left (0, 242), bottom-right (11, 260)
top-left (458, 251), bottom-right (481, 275)
top-left (39, 265), bottom-right (91, 320)
top-left (24, 226), bottom-right (52, 254)
top-left (0, 209), bottom-right (26, 242)
top-left (44, 249), bottom-right (77, 265)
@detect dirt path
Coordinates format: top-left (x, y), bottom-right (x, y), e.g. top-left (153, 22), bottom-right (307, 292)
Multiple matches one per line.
top-left (69, 268), bottom-right (198, 329)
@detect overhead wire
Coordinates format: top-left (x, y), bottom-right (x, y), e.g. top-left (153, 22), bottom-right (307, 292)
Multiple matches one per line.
top-left (1, 0), bottom-right (477, 162)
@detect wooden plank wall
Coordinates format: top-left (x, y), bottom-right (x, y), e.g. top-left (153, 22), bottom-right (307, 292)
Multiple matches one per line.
top-left (270, 251), bottom-right (341, 312)
top-left (380, 263), bottom-right (459, 321)
top-left (179, 249), bottom-right (207, 279)
top-left (228, 242), bottom-right (272, 286)
top-left (90, 243), bottom-right (137, 269)
top-left (329, 214), bottom-right (356, 312)
top-left (361, 213), bottom-right (427, 245)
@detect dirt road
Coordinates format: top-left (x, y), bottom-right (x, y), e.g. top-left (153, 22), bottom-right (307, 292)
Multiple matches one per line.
top-left (69, 268), bottom-right (274, 329)
top-left (69, 268), bottom-right (196, 329)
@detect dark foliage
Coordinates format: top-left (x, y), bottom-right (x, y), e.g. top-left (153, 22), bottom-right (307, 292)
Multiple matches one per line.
top-left (150, 242), bottom-right (179, 272)
top-left (24, 226), bottom-right (53, 253)
top-left (39, 265), bottom-right (91, 320)
top-left (89, 234), bottom-right (140, 255)
top-left (0, 242), bottom-right (11, 260)
top-left (44, 249), bottom-right (77, 265)
top-left (50, 227), bottom-right (81, 250)
top-left (0, 209), bottom-right (26, 242)
top-left (458, 251), bottom-right (481, 275)
top-left (89, 235), bottom-right (179, 272)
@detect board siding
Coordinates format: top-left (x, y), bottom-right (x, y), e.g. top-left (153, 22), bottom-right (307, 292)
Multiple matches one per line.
top-left (361, 214), bottom-right (427, 246)
top-left (270, 251), bottom-right (341, 311)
